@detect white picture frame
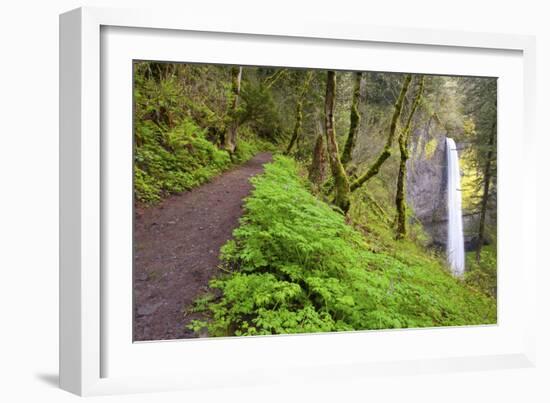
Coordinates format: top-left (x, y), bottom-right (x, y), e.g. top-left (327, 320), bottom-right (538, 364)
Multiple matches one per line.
top-left (59, 6), bottom-right (537, 396)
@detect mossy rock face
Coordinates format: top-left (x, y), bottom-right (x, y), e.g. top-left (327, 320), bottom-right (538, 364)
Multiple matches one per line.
top-left (407, 124), bottom-right (447, 245)
top-left (424, 138), bottom-right (438, 159)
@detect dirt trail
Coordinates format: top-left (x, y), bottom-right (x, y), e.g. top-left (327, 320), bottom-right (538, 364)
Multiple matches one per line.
top-left (133, 152), bottom-right (272, 341)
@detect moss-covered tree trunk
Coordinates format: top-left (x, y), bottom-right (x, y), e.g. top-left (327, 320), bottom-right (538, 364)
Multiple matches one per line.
top-left (223, 66), bottom-right (243, 155)
top-left (475, 121), bottom-right (496, 262)
top-left (309, 129), bottom-right (326, 185)
top-left (350, 74), bottom-right (412, 192)
top-left (286, 71), bottom-right (314, 155)
top-left (285, 99), bottom-right (303, 154)
top-left (341, 72), bottom-right (363, 166)
top-left (324, 71), bottom-right (351, 213)
top-left (395, 76), bottom-right (424, 239)
top-left (264, 68), bottom-right (287, 89)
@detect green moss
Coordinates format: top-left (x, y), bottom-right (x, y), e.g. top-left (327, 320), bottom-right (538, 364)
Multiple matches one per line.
top-left (341, 72), bottom-right (362, 166)
top-left (285, 101), bottom-right (303, 154)
top-left (350, 148), bottom-right (391, 191)
top-left (424, 138), bottom-right (438, 159)
top-left (325, 71), bottom-right (350, 213)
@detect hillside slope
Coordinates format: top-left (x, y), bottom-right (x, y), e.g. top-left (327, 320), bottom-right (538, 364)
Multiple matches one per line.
top-left (189, 156), bottom-right (496, 337)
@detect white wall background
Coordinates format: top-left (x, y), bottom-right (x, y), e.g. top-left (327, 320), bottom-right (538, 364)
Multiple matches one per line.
top-left (0, 0), bottom-right (547, 401)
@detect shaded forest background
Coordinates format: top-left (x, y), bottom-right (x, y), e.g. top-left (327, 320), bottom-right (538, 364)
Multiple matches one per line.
top-left (134, 61), bottom-right (497, 337)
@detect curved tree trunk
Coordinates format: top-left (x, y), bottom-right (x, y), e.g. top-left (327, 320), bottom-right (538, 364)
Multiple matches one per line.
top-left (475, 120), bottom-right (496, 262)
top-left (350, 74), bottom-right (412, 192)
top-left (285, 99), bottom-right (303, 154)
top-left (395, 76), bottom-right (424, 239)
top-left (223, 66), bottom-right (243, 155)
top-left (341, 72), bottom-right (363, 166)
top-left (264, 68), bottom-right (287, 89)
top-left (324, 71), bottom-right (351, 213)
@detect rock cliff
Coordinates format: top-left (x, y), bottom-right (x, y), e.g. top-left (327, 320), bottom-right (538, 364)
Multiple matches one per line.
top-left (406, 116), bottom-right (478, 249)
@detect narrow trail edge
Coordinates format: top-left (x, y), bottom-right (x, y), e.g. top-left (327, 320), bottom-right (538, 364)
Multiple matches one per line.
top-left (133, 152), bottom-right (273, 341)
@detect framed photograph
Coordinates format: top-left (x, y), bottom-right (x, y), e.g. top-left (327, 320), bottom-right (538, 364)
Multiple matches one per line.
top-left (60, 6), bottom-right (537, 396)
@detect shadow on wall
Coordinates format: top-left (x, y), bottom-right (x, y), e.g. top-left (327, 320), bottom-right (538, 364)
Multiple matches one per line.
top-left (34, 373), bottom-right (59, 388)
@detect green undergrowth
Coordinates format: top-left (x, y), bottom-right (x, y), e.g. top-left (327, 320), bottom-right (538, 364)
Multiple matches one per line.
top-left (133, 63), bottom-right (278, 205)
top-left (189, 156), bottom-right (496, 337)
top-left (465, 241), bottom-right (497, 298)
top-left (134, 116), bottom-right (275, 205)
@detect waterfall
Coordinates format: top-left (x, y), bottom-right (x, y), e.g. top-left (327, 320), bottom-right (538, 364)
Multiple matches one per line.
top-left (446, 137), bottom-right (465, 276)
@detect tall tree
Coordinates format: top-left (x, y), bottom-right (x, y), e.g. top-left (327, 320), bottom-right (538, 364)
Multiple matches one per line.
top-left (460, 77), bottom-right (497, 263)
top-left (324, 71), bottom-right (351, 213)
top-left (223, 66), bottom-right (243, 155)
top-left (341, 72), bottom-right (363, 166)
top-left (286, 71), bottom-right (315, 154)
top-left (350, 74), bottom-right (412, 191)
top-left (395, 76), bottom-right (425, 239)
top-left (476, 120), bottom-right (496, 262)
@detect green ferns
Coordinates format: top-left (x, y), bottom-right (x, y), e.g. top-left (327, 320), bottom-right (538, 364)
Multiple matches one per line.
top-left (135, 120), bottom-right (264, 203)
top-left (189, 156), bottom-right (496, 336)
top-left (135, 119), bottom-right (231, 203)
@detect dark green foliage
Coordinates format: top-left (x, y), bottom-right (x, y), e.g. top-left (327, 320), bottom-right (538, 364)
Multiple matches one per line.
top-left (188, 157), bottom-right (496, 336)
top-left (465, 243), bottom-right (497, 298)
top-left (134, 63), bottom-right (228, 139)
top-left (240, 79), bottom-right (284, 142)
top-left (459, 77), bottom-right (497, 262)
top-left (133, 61), bottom-right (274, 204)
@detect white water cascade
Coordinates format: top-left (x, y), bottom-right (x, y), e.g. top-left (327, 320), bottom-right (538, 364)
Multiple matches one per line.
top-left (446, 137), bottom-right (465, 276)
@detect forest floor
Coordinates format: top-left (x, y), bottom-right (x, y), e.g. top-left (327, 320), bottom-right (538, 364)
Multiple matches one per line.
top-left (133, 152), bottom-right (273, 341)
